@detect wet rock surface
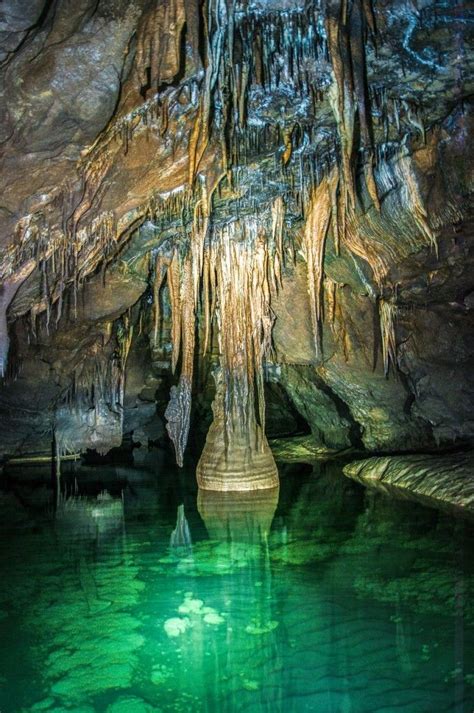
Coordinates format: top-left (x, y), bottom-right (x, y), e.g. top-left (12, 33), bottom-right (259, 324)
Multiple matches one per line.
top-left (343, 451), bottom-right (474, 515)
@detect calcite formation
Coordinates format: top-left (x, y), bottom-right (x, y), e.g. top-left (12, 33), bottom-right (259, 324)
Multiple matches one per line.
top-left (343, 452), bottom-right (474, 516)
top-left (0, 0), bottom-right (472, 490)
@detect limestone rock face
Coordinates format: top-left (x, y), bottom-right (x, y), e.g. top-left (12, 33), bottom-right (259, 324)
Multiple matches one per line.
top-left (343, 453), bottom-right (474, 516)
top-left (0, 0), bottom-right (472, 479)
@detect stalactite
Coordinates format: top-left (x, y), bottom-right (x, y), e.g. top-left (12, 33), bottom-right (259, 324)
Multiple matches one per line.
top-left (343, 200), bottom-right (388, 287)
top-left (326, 278), bottom-right (338, 327)
top-left (152, 254), bottom-right (169, 346)
top-left (271, 196), bottom-right (285, 291)
top-left (188, 0), bottom-right (228, 185)
top-left (165, 251), bottom-right (195, 467)
top-left (379, 299), bottom-right (397, 376)
top-left (116, 313), bottom-right (134, 432)
top-left (326, 1), bottom-right (356, 213)
top-left (55, 325), bottom-right (125, 457)
top-left (397, 154), bottom-right (437, 253)
top-left (208, 217), bottom-right (278, 440)
top-left (167, 249), bottom-right (183, 375)
top-left (302, 168), bottom-right (339, 358)
top-left (134, 0), bottom-right (186, 97)
top-left (202, 247), bottom-right (212, 355)
top-left (349, 0), bottom-right (379, 210)
top-left (282, 126), bottom-right (293, 166)
top-left (0, 259), bottom-right (36, 378)
top-left (325, 0), bottom-right (383, 213)
top-left (191, 176), bottom-right (210, 307)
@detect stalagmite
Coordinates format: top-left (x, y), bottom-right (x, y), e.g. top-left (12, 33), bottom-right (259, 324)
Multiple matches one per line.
top-left (197, 370), bottom-right (279, 492)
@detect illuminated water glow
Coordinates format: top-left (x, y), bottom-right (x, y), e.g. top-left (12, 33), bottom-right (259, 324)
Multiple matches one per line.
top-left (0, 461), bottom-right (473, 712)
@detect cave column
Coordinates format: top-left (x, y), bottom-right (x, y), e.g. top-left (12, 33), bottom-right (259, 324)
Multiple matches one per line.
top-left (197, 371), bottom-right (279, 492)
top-left (196, 222), bottom-right (279, 492)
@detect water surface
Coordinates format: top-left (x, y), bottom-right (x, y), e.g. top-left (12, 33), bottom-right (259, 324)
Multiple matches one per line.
top-left (0, 460), bottom-right (473, 712)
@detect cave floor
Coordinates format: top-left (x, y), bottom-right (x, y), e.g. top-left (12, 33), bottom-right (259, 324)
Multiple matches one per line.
top-left (0, 458), bottom-right (473, 712)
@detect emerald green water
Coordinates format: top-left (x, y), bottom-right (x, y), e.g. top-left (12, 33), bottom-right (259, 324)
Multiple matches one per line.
top-left (0, 461), bottom-right (473, 712)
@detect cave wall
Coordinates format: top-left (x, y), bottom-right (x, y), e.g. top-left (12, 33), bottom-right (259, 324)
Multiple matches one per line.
top-left (0, 0), bottom-right (472, 461)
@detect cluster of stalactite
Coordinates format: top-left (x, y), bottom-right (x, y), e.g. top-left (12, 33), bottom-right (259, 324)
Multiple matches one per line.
top-left (151, 193), bottom-right (284, 466)
top-left (63, 0), bottom-right (431, 192)
top-left (54, 315), bottom-right (133, 456)
top-left (133, 0), bottom-right (187, 97)
top-left (186, 0), bottom-right (330, 184)
top-left (1, 207), bottom-right (118, 327)
top-left (0, 0), bottom-right (429, 309)
top-left (325, 0), bottom-right (378, 214)
top-left (301, 145), bottom-right (436, 375)
top-left (1, 160), bottom-right (116, 370)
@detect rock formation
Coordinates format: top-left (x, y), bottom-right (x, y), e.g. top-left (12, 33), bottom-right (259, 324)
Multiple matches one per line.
top-left (0, 0), bottom-right (472, 491)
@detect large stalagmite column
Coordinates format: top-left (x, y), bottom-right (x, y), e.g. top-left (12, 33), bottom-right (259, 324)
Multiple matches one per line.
top-left (197, 374), bottom-right (279, 492)
top-left (196, 220), bottom-right (279, 491)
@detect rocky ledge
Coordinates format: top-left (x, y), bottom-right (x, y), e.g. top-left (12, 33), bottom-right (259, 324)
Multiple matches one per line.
top-left (343, 451), bottom-right (474, 517)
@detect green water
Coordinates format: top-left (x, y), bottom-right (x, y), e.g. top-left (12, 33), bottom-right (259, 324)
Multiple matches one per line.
top-left (0, 460), bottom-right (473, 713)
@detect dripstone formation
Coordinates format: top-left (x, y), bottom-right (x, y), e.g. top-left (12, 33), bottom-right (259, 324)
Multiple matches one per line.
top-left (0, 0), bottom-right (472, 490)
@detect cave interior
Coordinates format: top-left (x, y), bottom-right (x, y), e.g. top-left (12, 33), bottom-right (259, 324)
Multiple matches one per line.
top-left (0, 0), bottom-right (473, 710)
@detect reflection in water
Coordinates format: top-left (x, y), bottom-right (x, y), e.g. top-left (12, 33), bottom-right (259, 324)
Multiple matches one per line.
top-left (196, 487), bottom-right (282, 711)
top-left (55, 490), bottom-right (124, 541)
top-left (55, 492), bottom-right (125, 617)
top-left (170, 504), bottom-right (193, 551)
top-left (0, 461), bottom-right (473, 712)
top-left (197, 487), bottom-right (278, 544)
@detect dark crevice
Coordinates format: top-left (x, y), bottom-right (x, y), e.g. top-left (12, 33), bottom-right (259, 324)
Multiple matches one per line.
top-left (313, 375), bottom-right (365, 450)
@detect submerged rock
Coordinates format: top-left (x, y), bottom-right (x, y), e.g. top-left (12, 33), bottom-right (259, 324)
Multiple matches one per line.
top-left (202, 609), bottom-right (225, 625)
top-left (106, 697), bottom-right (154, 713)
top-left (178, 596), bottom-right (203, 614)
top-left (245, 620), bottom-right (279, 635)
top-left (343, 452), bottom-right (474, 515)
top-left (163, 616), bottom-right (190, 637)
